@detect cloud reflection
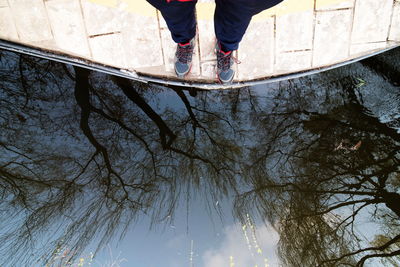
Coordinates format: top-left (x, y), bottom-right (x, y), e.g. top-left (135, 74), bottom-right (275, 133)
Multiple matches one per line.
top-left (202, 222), bottom-right (279, 267)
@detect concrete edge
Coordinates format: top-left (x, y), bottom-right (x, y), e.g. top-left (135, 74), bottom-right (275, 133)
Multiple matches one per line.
top-left (0, 39), bottom-right (399, 90)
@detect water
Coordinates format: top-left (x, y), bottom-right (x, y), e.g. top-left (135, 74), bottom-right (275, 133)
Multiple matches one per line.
top-left (0, 48), bottom-right (399, 267)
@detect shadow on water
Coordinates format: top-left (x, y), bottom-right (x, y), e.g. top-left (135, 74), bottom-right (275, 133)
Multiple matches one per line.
top-left (0, 48), bottom-right (399, 267)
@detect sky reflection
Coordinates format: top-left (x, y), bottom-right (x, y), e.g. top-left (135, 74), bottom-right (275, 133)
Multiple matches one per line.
top-left (0, 48), bottom-right (399, 267)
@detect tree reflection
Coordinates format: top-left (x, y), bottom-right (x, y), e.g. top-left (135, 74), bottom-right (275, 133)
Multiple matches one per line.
top-left (237, 73), bottom-right (400, 266)
top-left (0, 53), bottom-right (241, 266)
top-left (0, 50), bottom-right (399, 266)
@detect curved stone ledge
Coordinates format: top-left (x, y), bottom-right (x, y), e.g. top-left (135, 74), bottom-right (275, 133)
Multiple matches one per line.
top-left (0, 0), bottom-right (399, 87)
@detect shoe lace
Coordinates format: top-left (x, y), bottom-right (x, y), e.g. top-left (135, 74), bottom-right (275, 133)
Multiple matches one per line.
top-left (176, 44), bottom-right (194, 64)
top-left (217, 50), bottom-right (240, 71)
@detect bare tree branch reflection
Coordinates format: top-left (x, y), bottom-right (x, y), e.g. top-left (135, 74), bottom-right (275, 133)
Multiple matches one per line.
top-left (0, 52), bottom-right (242, 266)
top-left (236, 73), bottom-right (400, 266)
top-left (0, 49), bottom-right (399, 266)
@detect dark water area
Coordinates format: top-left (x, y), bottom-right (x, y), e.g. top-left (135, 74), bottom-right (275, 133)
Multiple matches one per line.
top-left (0, 47), bottom-right (399, 267)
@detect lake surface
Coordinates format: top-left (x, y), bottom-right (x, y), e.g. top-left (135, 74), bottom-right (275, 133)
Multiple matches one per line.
top-left (0, 47), bottom-right (399, 267)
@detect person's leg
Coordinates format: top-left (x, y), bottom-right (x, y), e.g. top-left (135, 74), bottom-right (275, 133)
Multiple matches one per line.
top-left (146, 0), bottom-right (198, 77)
top-left (214, 0), bottom-right (283, 84)
top-left (214, 0), bottom-right (283, 51)
top-left (146, 0), bottom-right (197, 44)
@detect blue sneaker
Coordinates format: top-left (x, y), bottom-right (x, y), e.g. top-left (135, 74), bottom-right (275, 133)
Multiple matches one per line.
top-left (216, 43), bottom-right (235, 84)
top-left (175, 38), bottom-right (195, 78)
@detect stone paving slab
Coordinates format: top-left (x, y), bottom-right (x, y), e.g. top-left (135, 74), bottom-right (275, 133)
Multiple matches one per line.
top-left (316, 0), bottom-right (354, 10)
top-left (0, 7), bottom-right (19, 41)
top-left (198, 13), bottom-right (216, 62)
top-left (158, 13), bottom-right (177, 74)
top-left (45, 0), bottom-right (91, 58)
top-left (238, 18), bottom-right (274, 80)
top-left (313, 9), bottom-right (352, 67)
top-left (351, 0), bottom-right (393, 44)
top-left (122, 12), bottom-right (164, 69)
top-left (275, 51), bottom-right (312, 72)
top-left (276, 10), bottom-right (314, 52)
top-left (0, 0), bottom-right (8, 7)
top-left (389, 1), bottom-right (400, 41)
top-left (81, 0), bottom-right (122, 36)
top-left (8, 0), bottom-right (53, 42)
top-left (89, 33), bottom-right (126, 68)
top-left (350, 42), bottom-right (389, 56)
top-left (0, 0), bottom-right (399, 86)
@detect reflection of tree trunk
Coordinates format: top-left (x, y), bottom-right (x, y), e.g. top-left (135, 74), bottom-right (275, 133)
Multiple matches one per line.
top-left (74, 68), bottom-right (101, 150)
top-left (380, 191), bottom-right (400, 218)
top-left (113, 77), bottom-right (176, 149)
top-left (74, 67), bottom-right (113, 177)
top-left (74, 68), bottom-right (148, 196)
top-left (170, 87), bottom-right (199, 127)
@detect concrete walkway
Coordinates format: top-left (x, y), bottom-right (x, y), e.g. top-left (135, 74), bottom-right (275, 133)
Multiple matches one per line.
top-left (1, 0), bottom-right (399, 85)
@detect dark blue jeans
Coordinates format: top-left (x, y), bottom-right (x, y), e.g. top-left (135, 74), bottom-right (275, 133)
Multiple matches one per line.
top-left (146, 0), bottom-right (283, 51)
